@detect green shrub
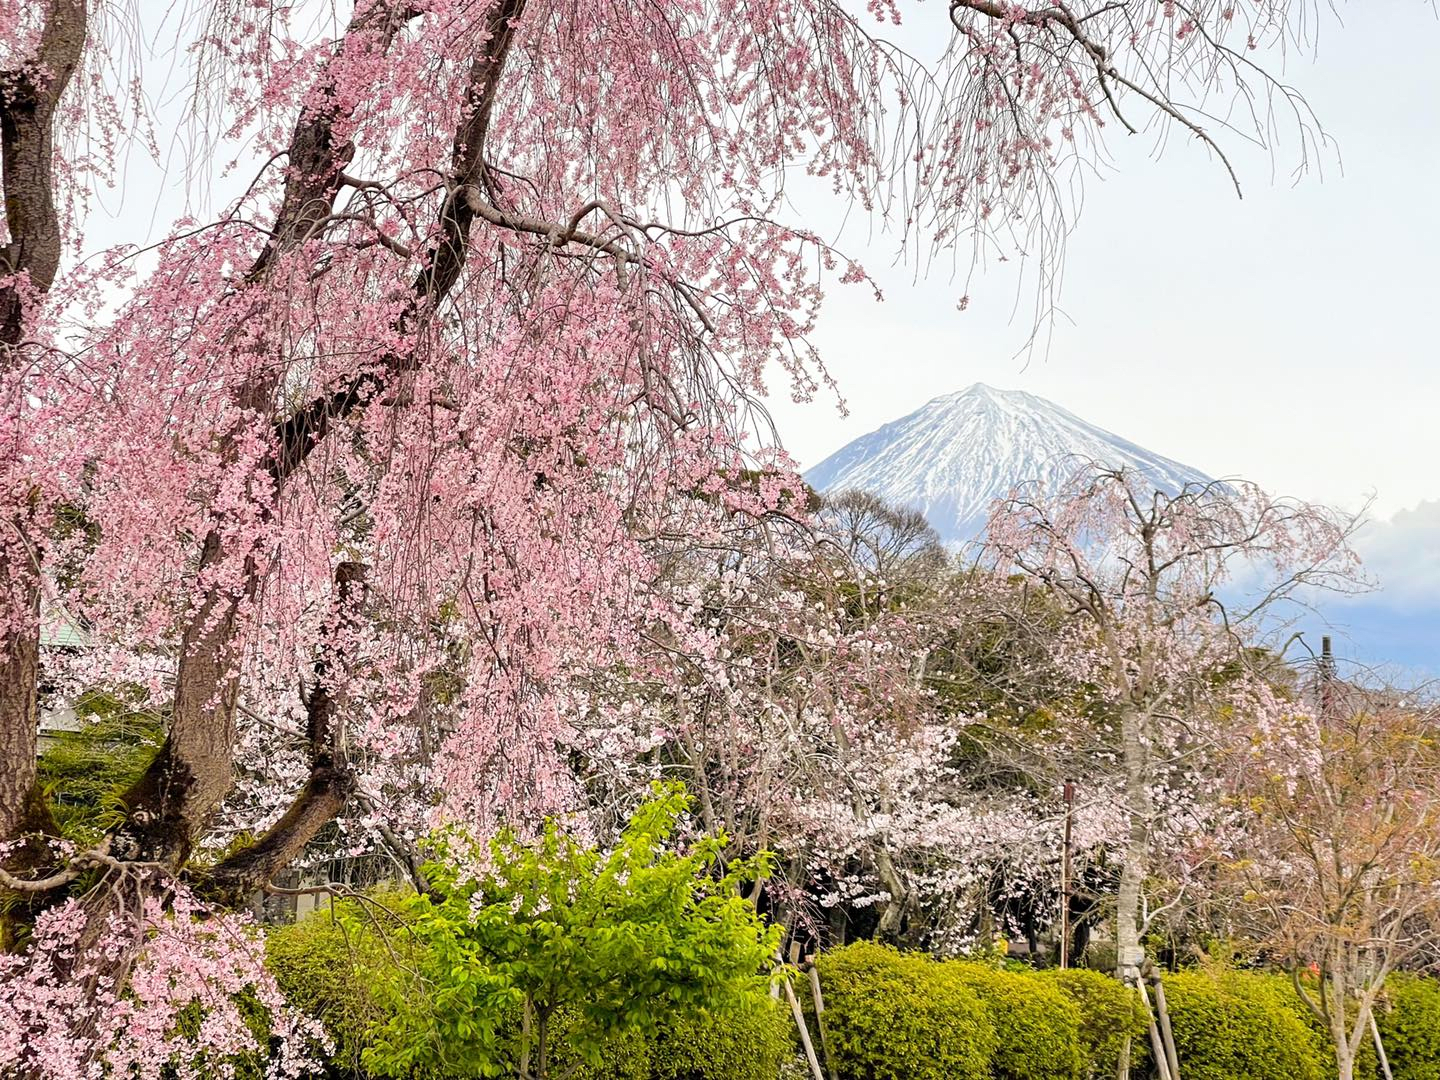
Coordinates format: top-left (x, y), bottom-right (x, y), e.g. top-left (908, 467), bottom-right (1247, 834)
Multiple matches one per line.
top-left (265, 897), bottom-right (421, 1078)
top-left (646, 1004), bottom-right (794, 1080)
top-left (1161, 969), bottom-right (1332, 1080)
top-left (1377, 974), bottom-right (1440, 1080)
top-left (950, 963), bottom-right (1082, 1080)
top-left (1038, 968), bottom-right (1146, 1080)
top-left (817, 941), bottom-right (996, 1080)
top-left (552, 1014), bottom-right (651, 1080)
top-left (266, 894), bottom-right (787, 1080)
top-left (561, 1003), bottom-right (792, 1080)
top-left (355, 785), bottom-right (778, 1080)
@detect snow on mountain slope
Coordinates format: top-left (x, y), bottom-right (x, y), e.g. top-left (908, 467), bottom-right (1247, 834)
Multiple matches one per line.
top-left (804, 383), bottom-right (1216, 543)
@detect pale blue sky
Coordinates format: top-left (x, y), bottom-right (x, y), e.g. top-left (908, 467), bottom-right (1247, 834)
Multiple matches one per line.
top-left (754, 0), bottom-right (1440, 671)
top-left (765, 0), bottom-right (1440, 524)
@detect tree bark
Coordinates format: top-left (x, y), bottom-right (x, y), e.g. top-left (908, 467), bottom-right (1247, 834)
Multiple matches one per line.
top-left (116, 531), bottom-right (253, 865)
top-left (0, 0), bottom-right (87, 871)
top-left (1114, 705), bottom-right (1151, 983)
top-left (267, 0), bottom-right (527, 485)
top-left (113, 0), bottom-right (432, 869)
top-left (204, 562), bottom-right (365, 901)
top-left (5, 0), bottom-right (530, 908)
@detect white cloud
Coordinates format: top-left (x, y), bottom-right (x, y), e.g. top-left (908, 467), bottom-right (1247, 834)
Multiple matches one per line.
top-left (1349, 501), bottom-right (1440, 613)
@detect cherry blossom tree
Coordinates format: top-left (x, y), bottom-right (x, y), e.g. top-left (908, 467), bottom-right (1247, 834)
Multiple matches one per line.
top-left (574, 493), bottom-right (1128, 956)
top-left (1222, 673), bottom-right (1440, 1080)
top-left (0, 0), bottom-right (1354, 1072)
top-left (985, 466), bottom-right (1363, 988)
top-left (569, 498), bottom-right (954, 940)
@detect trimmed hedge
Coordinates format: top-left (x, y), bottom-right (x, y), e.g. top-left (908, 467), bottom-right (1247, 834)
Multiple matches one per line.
top-left (265, 907), bottom-right (403, 1078)
top-left (267, 912), bottom-right (1440, 1080)
top-left (816, 942), bottom-right (996, 1080)
top-left (953, 965), bottom-right (1082, 1080)
top-left (646, 1006), bottom-right (795, 1080)
top-left (563, 1005), bottom-right (793, 1080)
top-left (1378, 974), bottom-right (1440, 1080)
top-left (1038, 968), bottom-right (1146, 1080)
top-left (1161, 970), bottom-right (1332, 1080)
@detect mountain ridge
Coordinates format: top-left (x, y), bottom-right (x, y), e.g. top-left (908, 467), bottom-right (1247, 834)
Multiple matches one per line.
top-left (804, 383), bottom-right (1216, 543)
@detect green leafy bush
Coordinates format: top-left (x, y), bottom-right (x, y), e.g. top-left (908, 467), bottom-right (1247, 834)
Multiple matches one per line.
top-left (1377, 974), bottom-right (1440, 1080)
top-left (265, 896), bottom-right (421, 1078)
top-left (1038, 968), bottom-right (1145, 1079)
top-left (554, 1002), bottom-right (793, 1080)
top-left (266, 901), bottom-right (788, 1080)
top-left (355, 783), bottom-right (779, 1080)
top-left (816, 941), bottom-right (996, 1080)
top-left (644, 1004), bottom-right (794, 1080)
top-left (1161, 970), bottom-right (1332, 1080)
top-left (951, 963), bottom-right (1082, 1080)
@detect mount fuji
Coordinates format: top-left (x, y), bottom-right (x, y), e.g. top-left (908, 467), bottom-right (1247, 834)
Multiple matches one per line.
top-left (804, 383), bottom-right (1216, 544)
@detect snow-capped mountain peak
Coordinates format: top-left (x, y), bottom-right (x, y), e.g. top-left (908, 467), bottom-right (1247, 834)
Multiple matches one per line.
top-left (804, 383), bottom-right (1214, 543)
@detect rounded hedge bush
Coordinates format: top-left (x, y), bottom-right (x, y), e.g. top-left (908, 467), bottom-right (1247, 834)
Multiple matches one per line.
top-left (646, 1005), bottom-right (794, 1080)
top-left (950, 964), bottom-right (1083, 1080)
top-left (1377, 974), bottom-right (1440, 1080)
top-left (1038, 968), bottom-right (1146, 1080)
top-left (1161, 970), bottom-right (1332, 1080)
top-left (817, 941), bottom-right (996, 1080)
top-left (265, 910), bottom-right (397, 1078)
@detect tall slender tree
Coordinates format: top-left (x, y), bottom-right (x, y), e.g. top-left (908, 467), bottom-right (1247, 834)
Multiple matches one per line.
top-left (986, 466), bottom-right (1362, 985)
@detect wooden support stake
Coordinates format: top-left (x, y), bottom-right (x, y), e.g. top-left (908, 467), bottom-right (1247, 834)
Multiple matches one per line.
top-left (1061, 778), bottom-right (1075, 969)
top-left (1151, 969), bottom-right (1182, 1080)
top-left (1138, 978), bottom-right (1173, 1080)
top-left (1373, 1011), bottom-right (1395, 1080)
top-left (806, 957), bottom-right (839, 1080)
top-left (784, 977), bottom-right (826, 1080)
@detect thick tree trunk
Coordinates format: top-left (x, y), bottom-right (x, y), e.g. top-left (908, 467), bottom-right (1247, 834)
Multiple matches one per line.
top-left (116, 531), bottom-right (251, 866)
top-left (0, 588), bottom-right (44, 843)
top-left (0, 0), bottom-right (88, 859)
top-left (112, 0), bottom-right (433, 870)
top-left (6, 0), bottom-right (528, 913)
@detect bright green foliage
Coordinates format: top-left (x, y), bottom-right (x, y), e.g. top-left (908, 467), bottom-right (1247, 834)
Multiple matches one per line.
top-left (265, 897), bottom-right (420, 1078)
top-left (815, 941), bottom-right (996, 1080)
top-left (563, 1004), bottom-right (793, 1080)
top-left (951, 963), bottom-right (1083, 1080)
top-left (547, 1013), bottom-right (651, 1080)
top-left (1037, 968), bottom-right (1145, 1080)
top-left (1162, 970), bottom-right (1332, 1080)
top-left (356, 783), bottom-right (780, 1080)
top-left (265, 915), bottom-right (791, 1080)
top-left (36, 691), bottom-right (163, 843)
top-left (644, 1005), bottom-right (794, 1080)
top-left (1377, 974), bottom-right (1440, 1080)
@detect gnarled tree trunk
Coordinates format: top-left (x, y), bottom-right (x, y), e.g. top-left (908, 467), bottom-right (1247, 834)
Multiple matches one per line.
top-left (0, 1), bottom-right (88, 907)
